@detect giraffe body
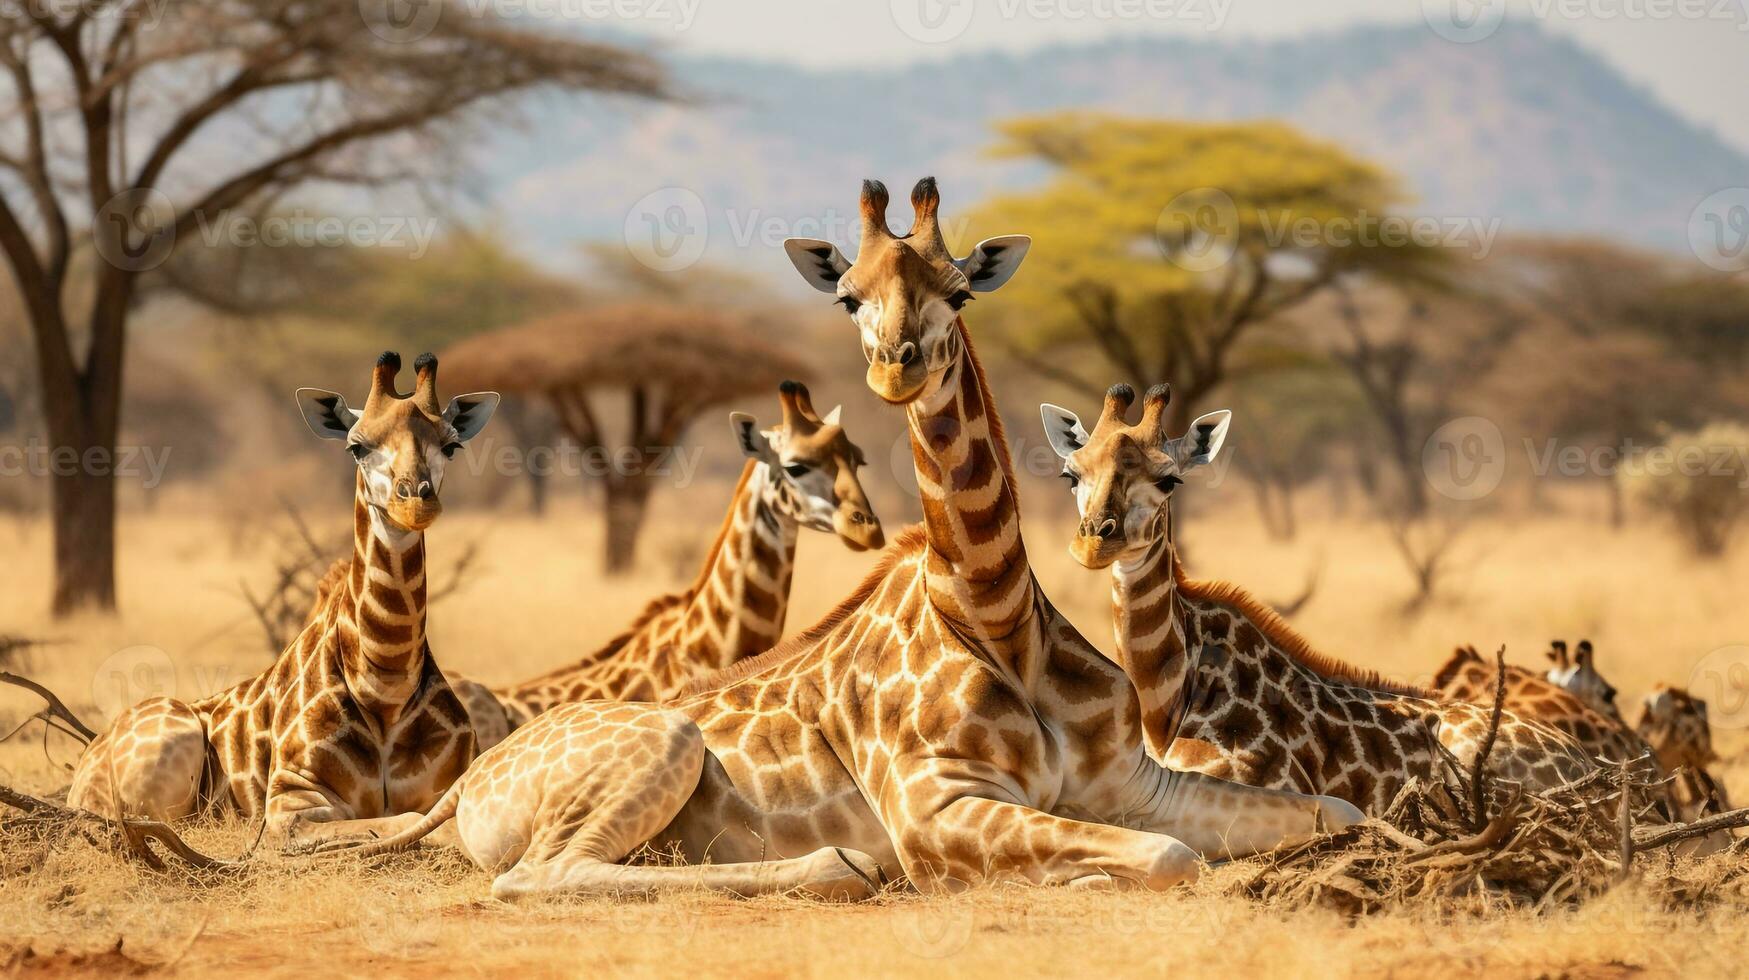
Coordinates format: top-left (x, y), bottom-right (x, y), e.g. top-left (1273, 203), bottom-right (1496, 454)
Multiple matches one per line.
top-left (69, 353), bottom-right (495, 843)
top-left (316, 180), bottom-right (1362, 898)
top-left (452, 383), bottom-right (883, 746)
top-left (1041, 386), bottom-right (1607, 816)
top-left (1637, 683), bottom-right (1732, 821)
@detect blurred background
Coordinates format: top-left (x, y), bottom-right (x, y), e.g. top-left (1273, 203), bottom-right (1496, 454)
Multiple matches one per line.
top-left (2, 1), bottom-right (1748, 744)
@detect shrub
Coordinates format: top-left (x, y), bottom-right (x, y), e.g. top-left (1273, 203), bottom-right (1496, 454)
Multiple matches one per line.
top-left (1620, 423), bottom-right (1749, 557)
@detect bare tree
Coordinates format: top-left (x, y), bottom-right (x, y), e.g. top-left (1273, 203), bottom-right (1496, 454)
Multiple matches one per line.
top-left (0, 1), bottom-right (668, 614)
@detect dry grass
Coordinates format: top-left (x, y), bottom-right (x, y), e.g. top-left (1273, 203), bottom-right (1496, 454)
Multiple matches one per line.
top-left (4, 490), bottom-right (1749, 977)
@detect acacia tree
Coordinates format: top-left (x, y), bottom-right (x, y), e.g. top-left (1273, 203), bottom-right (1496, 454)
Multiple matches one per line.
top-left (441, 304), bottom-right (813, 574)
top-left (972, 115), bottom-right (1423, 432)
top-left (0, 1), bottom-right (667, 614)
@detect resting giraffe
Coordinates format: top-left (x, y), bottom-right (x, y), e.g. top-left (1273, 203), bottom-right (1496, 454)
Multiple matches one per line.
top-left (451, 380), bottom-right (884, 748)
top-left (314, 178), bottom-right (1360, 900)
top-left (1433, 644), bottom-right (1673, 808)
top-left (1544, 639), bottom-right (1621, 720)
top-left (69, 353), bottom-right (496, 843)
top-left (1039, 384), bottom-right (1606, 815)
top-left (1638, 683), bottom-right (1732, 820)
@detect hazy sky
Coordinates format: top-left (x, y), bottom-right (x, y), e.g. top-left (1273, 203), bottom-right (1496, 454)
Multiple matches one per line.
top-left (603, 0), bottom-right (1749, 154)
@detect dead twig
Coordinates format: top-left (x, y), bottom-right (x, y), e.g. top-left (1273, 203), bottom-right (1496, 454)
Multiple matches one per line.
top-left (0, 670), bottom-right (98, 742)
top-left (0, 784), bottom-right (240, 872)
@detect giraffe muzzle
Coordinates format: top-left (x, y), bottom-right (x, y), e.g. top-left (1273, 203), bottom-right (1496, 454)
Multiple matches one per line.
top-left (1069, 516), bottom-right (1126, 568)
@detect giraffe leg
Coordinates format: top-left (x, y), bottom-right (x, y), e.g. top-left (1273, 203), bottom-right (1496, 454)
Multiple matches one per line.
top-left (452, 701), bottom-right (883, 902)
top-left (892, 795), bottom-right (1202, 891)
top-left (68, 698), bottom-right (209, 823)
top-left (1128, 769), bottom-right (1364, 860)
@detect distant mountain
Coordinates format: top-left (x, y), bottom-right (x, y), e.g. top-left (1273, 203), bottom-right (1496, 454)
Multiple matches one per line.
top-left (476, 21), bottom-right (1746, 279)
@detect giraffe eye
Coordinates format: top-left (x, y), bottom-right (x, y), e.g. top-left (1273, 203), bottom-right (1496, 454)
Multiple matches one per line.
top-left (347, 443), bottom-right (369, 461)
top-left (441, 442), bottom-right (462, 459)
top-left (1156, 475), bottom-right (1183, 493)
top-left (1060, 470), bottom-right (1079, 490)
top-left (784, 463), bottom-right (810, 477)
top-left (947, 290), bottom-right (972, 311)
top-left (837, 296), bottom-right (862, 315)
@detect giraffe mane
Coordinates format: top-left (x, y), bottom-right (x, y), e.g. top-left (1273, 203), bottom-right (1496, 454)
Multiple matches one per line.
top-left (1176, 575), bottom-right (1434, 697)
top-left (678, 524), bottom-right (930, 696)
top-left (955, 318), bottom-right (1018, 509)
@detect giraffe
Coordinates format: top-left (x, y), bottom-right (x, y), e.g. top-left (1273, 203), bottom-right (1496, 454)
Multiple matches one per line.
top-left (451, 380), bottom-right (884, 748)
top-left (69, 352), bottom-right (496, 844)
top-left (1544, 639), bottom-right (1621, 720)
top-left (1637, 683), bottom-right (1732, 820)
top-left (1038, 384), bottom-right (1608, 815)
top-left (311, 179), bottom-right (1362, 900)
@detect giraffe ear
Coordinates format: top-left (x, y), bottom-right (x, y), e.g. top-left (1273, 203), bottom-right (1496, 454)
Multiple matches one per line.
top-left (955, 235), bottom-right (1030, 292)
top-left (731, 413), bottom-right (779, 466)
top-left (820, 405), bottom-right (842, 426)
top-left (1169, 410), bottom-right (1231, 470)
top-left (443, 392), bottom-right (500, 444)
top-left (295, 388), bottom-right (358, 441)
top-left (783, 239), bottom-right (850, 293)
top-left (1039, 403), bottom-right (1089, 460)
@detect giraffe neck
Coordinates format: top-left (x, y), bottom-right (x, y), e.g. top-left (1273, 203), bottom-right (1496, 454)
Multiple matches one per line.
top-left (1110, 510), bottom-right (1192, 759)
top-left (907, 320), bottom-right (1036, 660)
top-left (684, 460), bottom-right (802, 670)
top-left (335, 471), bottom-right (430, 718)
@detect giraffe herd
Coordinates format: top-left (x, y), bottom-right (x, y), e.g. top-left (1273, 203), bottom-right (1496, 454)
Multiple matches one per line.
top-left (64, 178), bottom-right (1734, 901)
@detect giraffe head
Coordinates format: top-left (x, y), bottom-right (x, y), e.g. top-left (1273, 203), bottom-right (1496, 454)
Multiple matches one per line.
top-left (1637, 683), bottom-right (1717, 772)
top-left (295, 351), bottom-right (499, 532)
top-left (1544, 638), bottom-right (1620, 718)
top-left (783, 177), bottom-right (1030, 404)
top-left (1040, 383), bottom-right (1230, 568)
top-left (731, 381), bottom-right (884, 551)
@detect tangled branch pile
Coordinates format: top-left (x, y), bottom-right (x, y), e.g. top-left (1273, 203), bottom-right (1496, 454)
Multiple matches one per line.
top-left (1235, 656), bottom-right (1749, 913)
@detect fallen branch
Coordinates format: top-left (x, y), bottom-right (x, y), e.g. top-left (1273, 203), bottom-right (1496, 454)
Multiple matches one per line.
top-left (1632, 805), bottom-right (1749, 852)
top-left (0, 784), bottom-right (238, 872)
top-left (0, 670), bottom-right (98, 742)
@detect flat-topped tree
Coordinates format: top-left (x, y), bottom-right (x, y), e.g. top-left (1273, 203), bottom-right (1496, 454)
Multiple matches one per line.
top-left (441, 304), bottom-right (812, 573)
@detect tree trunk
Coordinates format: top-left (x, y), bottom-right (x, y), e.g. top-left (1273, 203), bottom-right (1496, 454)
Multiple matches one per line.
top-left (602, 473), bottom-right (654, 574)
top-left (50, 462), bottom-right (118, 614)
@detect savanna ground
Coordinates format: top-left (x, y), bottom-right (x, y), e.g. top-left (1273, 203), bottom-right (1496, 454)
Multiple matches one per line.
top-left (4, 486), bottom-right (1749, 978)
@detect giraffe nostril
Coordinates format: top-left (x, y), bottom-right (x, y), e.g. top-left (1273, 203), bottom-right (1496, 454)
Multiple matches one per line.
top-left (417, 481), bottom-right (435, 501)
top-left (1096, 518), bottom-right (1119, 540)
top-left (896, 342), bottom-right (917, 366)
